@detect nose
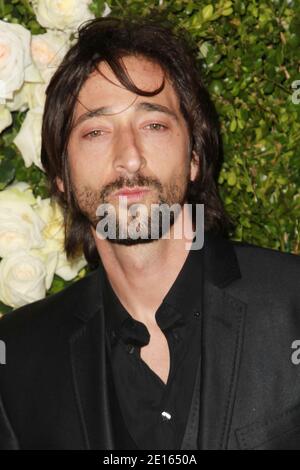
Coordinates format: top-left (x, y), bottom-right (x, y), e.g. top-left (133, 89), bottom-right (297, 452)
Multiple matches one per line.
top-left (112, 124), bottom-right (146, 176)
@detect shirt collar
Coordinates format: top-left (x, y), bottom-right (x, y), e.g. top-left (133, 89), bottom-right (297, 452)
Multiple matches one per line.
top-left (102, 238), bottom-right (203, 348)
top-left (71, 229), bottom-right (242, 325)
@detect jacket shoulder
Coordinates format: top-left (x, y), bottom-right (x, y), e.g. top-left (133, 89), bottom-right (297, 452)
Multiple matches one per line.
top-left (230, 239), bottom-right (300, 300)
top-left (0, 268), bottom-right (101, 340)
top-left (231, 238), bottom-right (300, 269)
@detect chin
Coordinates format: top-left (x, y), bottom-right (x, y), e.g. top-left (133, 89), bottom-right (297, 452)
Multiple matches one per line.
top-left (106, 236), bottom-right (159, 246)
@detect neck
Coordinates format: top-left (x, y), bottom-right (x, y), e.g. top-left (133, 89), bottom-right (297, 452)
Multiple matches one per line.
top-left (92, 206), bottom-right (196, 328)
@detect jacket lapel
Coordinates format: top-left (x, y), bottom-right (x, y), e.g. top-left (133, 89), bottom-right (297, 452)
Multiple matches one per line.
top-left (198, 231), bottom-right (247, 449)
top-left (69, 310), bottom-right (114, 450)
top-left (198, 281), bottom-right (247, 449)
top-left (67, 264), bottom-right (114, 450)
top-left (68, 264), bottom-right (139, 450)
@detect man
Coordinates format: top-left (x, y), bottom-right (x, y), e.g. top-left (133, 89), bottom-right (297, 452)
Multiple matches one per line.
top-left (0, 16), bottom-right (300, 450)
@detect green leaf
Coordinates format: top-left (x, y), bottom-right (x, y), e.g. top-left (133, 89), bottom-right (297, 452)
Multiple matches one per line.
top-left (0, 300), bottom-right (13, 316)
top-left (0, 159), bottom-right (15, 190)
top-left (222, 7), bottom-right (233, 16)
top-left (227, 171), bottom-right (237, 186)
top-left (202, 4), bottom-right (214, 21)
top-left (230, 119), bottom-right (237, 132)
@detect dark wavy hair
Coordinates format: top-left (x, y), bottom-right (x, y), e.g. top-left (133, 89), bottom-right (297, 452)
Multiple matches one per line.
top-left (41, 15), bottom-right (234, 268)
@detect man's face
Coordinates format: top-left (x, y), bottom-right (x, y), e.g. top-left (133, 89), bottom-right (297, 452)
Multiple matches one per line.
top-left (59, 55), bottom-right (199, 244)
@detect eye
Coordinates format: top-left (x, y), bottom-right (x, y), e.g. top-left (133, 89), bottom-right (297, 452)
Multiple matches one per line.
top-left (144, 123), bottom-right (168, 131)
top-left (83, 129), bottom-right (105, 139)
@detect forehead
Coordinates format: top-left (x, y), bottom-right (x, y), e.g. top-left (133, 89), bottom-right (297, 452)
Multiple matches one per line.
top-left (72, 55), bottom-right (180, 119)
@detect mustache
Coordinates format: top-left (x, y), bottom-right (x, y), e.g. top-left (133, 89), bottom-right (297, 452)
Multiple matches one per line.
top-left (99, 174), bottom-right (163, 200)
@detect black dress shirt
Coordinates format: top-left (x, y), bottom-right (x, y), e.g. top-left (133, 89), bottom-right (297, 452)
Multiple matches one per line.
top-left (102, 244), bottom-right (203, 450)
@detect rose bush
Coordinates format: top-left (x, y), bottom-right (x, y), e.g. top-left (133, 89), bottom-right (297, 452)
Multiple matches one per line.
top-left (0, 181), bottom-right (86, 308)
top-left (0, 19), bottom-right (40, 102)
top-left (0, 181), bottom-right (45, 257)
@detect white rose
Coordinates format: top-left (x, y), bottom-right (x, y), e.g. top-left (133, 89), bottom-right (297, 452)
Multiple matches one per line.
top-left (35, 197), bottom-right (65, 252)
top-left (22, 82), bottom-right (47, 110)
top-left (27, 197), bottom-right (63, 289)
top-left (0, 251), bottom-right (47, 308)
top-left (0, 104), bottom-right (12, 133)
top-left (0, 181), bottom-right (36, 205)
top-left (0, 20), bottom-right (40, 102)
top-left (31, 30), bottom-right (70, 83)
top-left (6, 81), bottom-right (46, 112)
top-left (13, 106), bottom-right (44, 171)
top-left (102, 2), bottom-right (112, 17)
top-left (32, 0), bottom-right (94, 31)
top-left (0, 185), bottom-right (45, 257)
top-left (30, 248), bottom-right (58, 290)
top-left (56, 251), bottom-right (86, 281)
top-left (34, 197), bottom-right (87, 280)
top-left (5, 82), bottom-right (30, 113)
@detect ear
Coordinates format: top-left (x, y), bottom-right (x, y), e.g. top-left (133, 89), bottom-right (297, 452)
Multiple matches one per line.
top-left (190, 150), bottom-right (200, 182)
top-left (55, 176), bottom-right (65, 193)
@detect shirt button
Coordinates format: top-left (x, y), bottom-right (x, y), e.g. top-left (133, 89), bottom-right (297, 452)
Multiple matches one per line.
top-left (127, 344), bottom-right (135, 354)
top-left (161, 411), bottom-right (172, 422)
top-left (193, 311), bottom-right (200, 319)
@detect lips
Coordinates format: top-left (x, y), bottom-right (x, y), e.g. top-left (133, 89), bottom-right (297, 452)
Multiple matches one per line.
top-left (113, 187), bottom-right (150, 198)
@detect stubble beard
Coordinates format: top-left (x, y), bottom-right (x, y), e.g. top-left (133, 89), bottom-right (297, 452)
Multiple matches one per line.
top-left (73, 172), bottom-right (190, 246)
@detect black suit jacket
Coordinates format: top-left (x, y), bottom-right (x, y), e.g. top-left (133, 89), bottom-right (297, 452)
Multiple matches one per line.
top-left (0, 231), bottom-right (300, 450)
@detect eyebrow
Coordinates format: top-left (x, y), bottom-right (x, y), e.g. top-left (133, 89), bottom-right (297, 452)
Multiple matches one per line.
top-left (72, 101), bottom-right (179, 129)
